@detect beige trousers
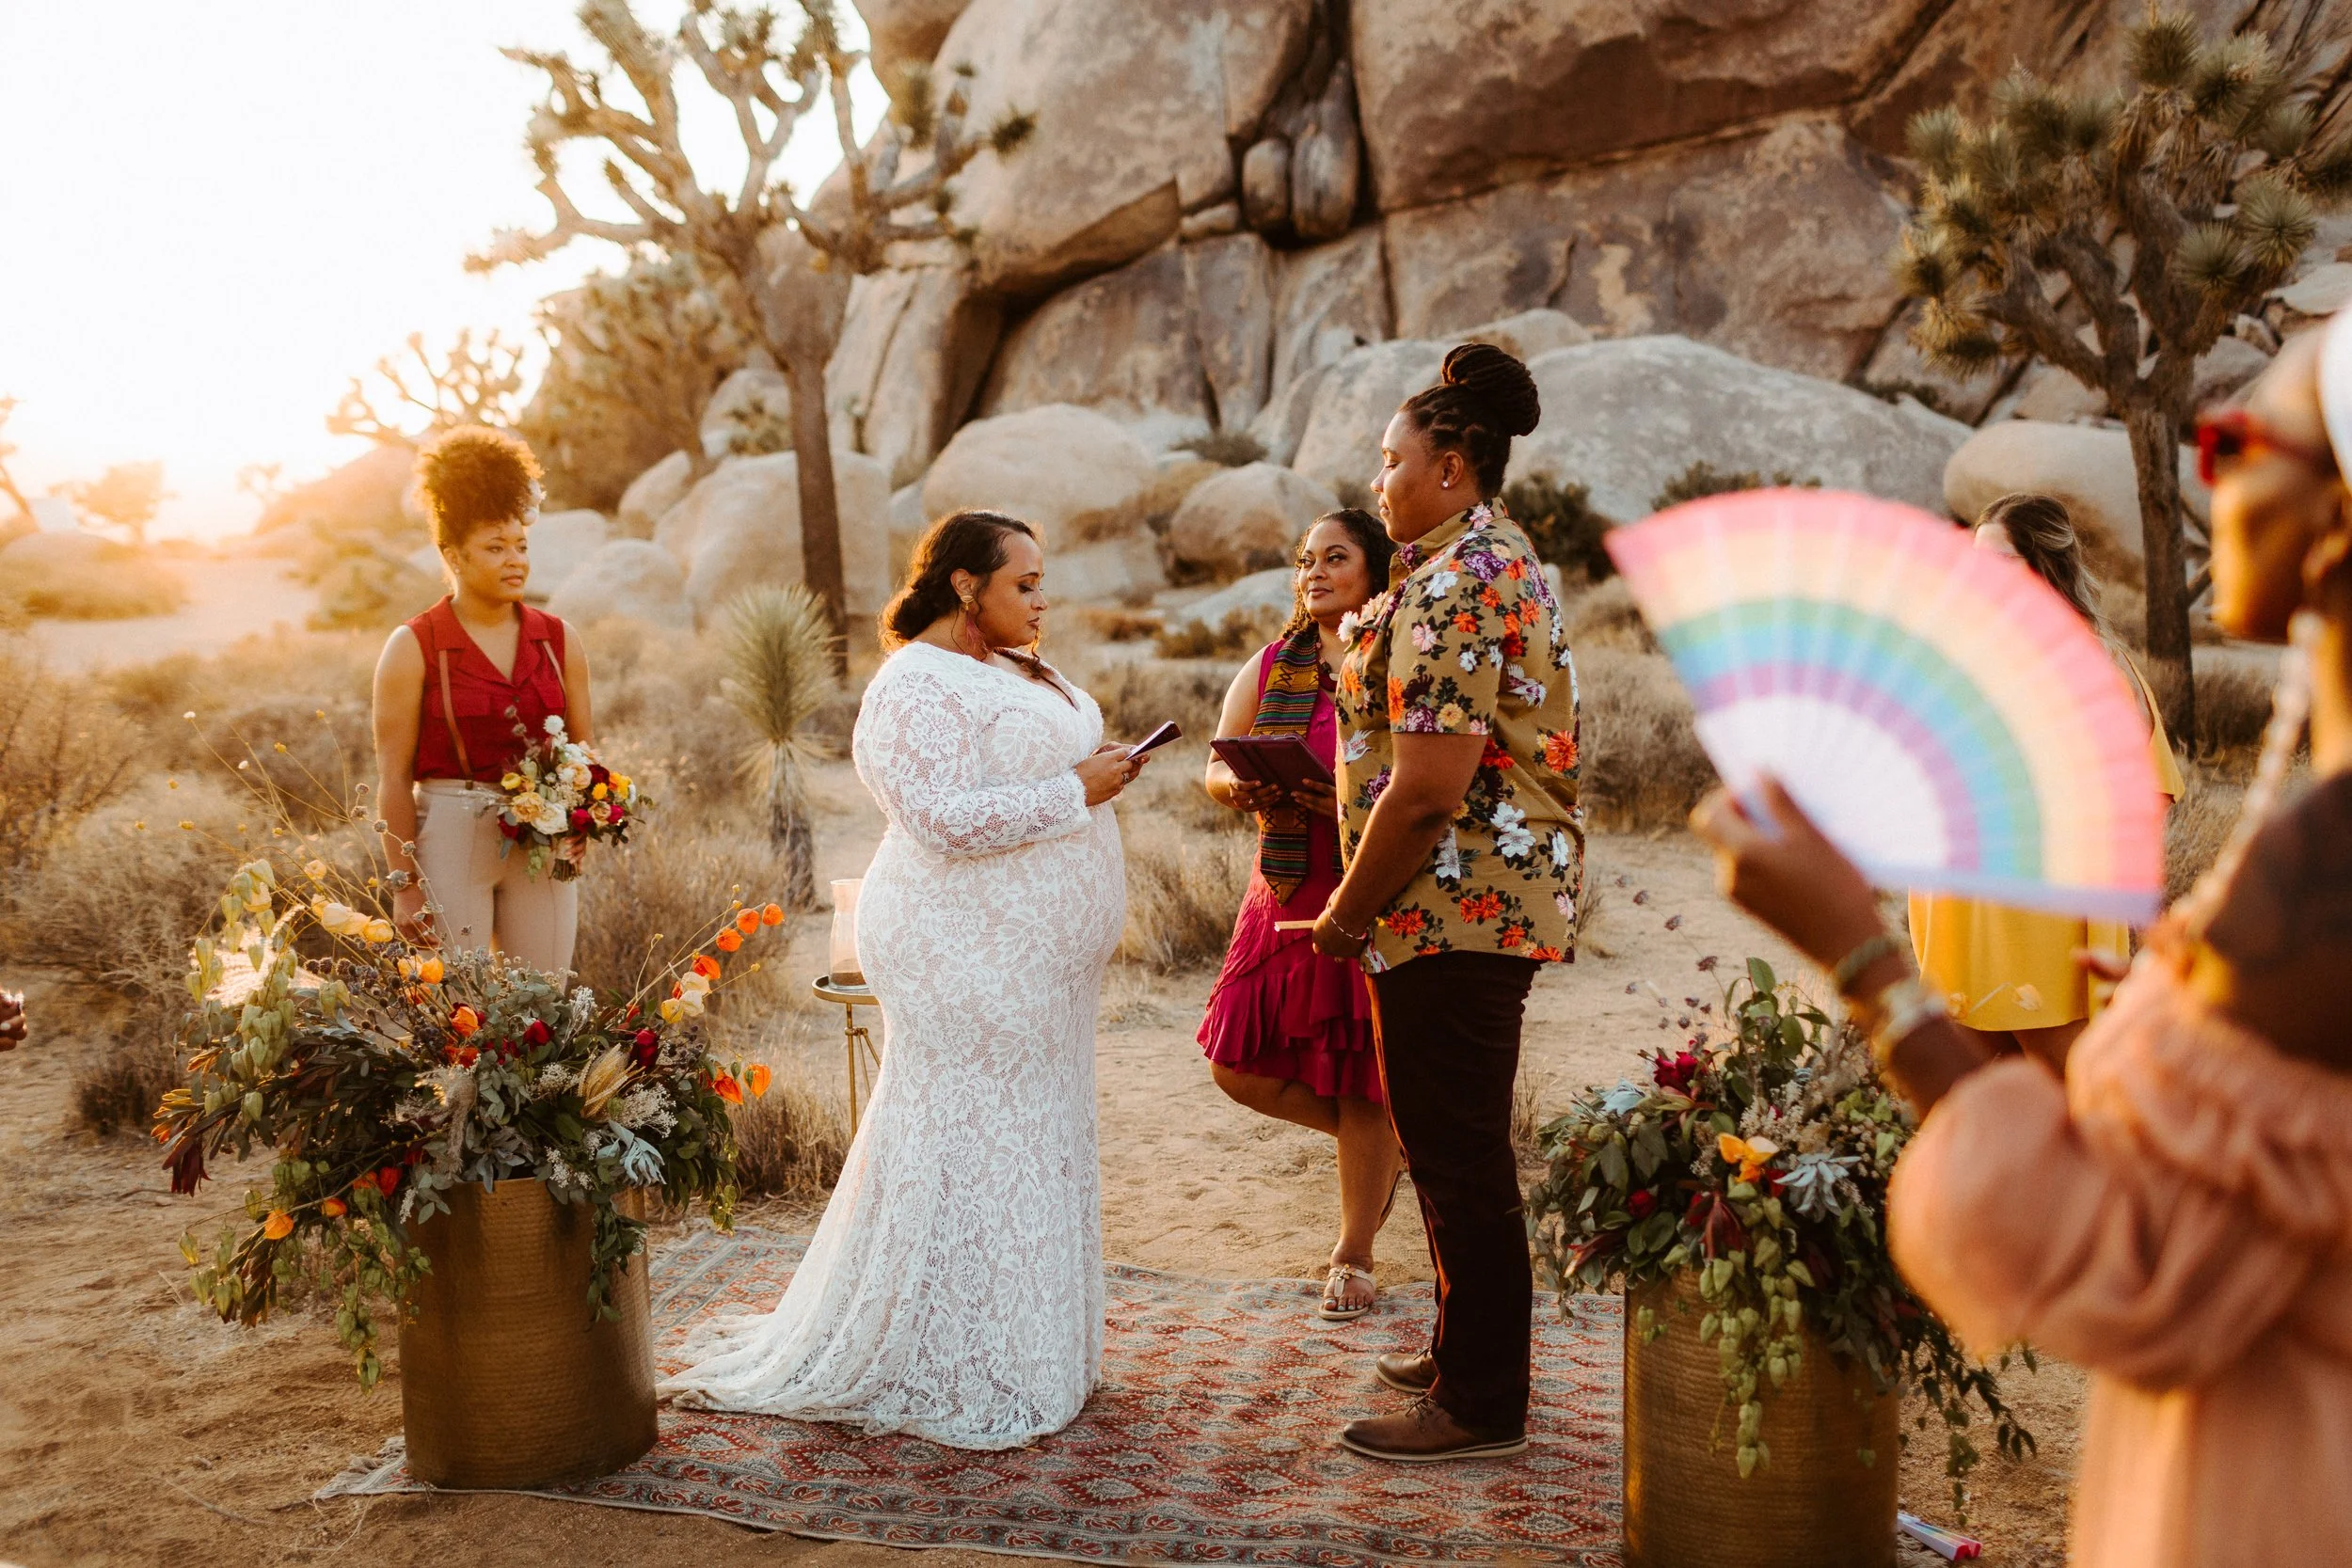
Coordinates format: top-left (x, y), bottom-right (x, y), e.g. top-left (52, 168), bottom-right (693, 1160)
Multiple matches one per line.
top-left (413, 780), bottom-right (579, 977)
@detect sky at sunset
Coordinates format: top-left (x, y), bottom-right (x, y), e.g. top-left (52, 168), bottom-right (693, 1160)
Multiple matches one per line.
top-left (1, 2), bottom-right (882, 540)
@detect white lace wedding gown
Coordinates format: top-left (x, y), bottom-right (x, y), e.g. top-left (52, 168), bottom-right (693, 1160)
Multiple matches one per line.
top-left (661, 640), bottom-right (1123, 1449)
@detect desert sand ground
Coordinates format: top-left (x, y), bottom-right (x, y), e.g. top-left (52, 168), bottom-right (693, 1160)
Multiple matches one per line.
top-left (0, 747), bottom-right (2088, 1567)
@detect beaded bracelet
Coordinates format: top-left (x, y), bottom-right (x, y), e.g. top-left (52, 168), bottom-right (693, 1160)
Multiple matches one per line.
top-left (1829, 930), bottom-right (1907, 996)
top-left (1855, 974), bottom-right (1950, 1072)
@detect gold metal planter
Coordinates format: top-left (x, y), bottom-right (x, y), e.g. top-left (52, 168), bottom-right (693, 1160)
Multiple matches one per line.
top-left (397, 1179), bottom-right (658, 1488)
top-left (1623, 1275), bottom-right (1899, 1568)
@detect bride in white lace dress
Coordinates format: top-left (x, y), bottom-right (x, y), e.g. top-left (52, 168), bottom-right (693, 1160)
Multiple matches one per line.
top-left (662, 511), bottom-right (1148, 1449)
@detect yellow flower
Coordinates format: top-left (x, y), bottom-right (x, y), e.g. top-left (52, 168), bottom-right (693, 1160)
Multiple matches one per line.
top-left (1438, 703), bottom-right (1466, 729)
top-left (418, 957), bottom-right (444, 985)
top-left (1717, 1133), bottom-right (1780, 1183)
top-left (592, 783), bottom-right (609, 800)
top-left (2012, 983), bottom-right (2043, 1013)
top-left (262, 1211), bottom-right (295, 1241)
top-left (501, 772), bottom-right (523, 791)
top-left (612, 775), bottom-right (631, 795)
top-left (304, 860), bottom-right (328, 881)
top-left (658, 997), bottom-right (685, 1024)
top-left (361, 918), bottom-right (396, 944)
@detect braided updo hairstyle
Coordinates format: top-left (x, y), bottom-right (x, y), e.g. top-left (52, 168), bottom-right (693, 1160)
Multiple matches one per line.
top-left (882, 509), bottom-right (1038, 648)
top-left (413, 424), bottom-right (543, 553)
top-left (1398, 342), bottom-right (1542, 499)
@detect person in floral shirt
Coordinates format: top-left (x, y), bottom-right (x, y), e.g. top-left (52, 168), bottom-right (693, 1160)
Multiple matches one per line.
top-left (1311, 342), bottom-right (1581, 1464)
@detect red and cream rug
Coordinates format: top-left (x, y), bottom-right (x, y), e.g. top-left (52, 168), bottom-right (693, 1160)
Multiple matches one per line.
top-left (322, 1226), bottom-right (1626, 1566)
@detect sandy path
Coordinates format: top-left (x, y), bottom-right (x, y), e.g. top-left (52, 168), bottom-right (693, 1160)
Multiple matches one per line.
top-left (0, 800), bottom-right (2086, 1566)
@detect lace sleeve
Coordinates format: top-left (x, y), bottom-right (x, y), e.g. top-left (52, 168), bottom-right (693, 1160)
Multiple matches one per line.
top-left (856, 664), bottom-right (1092, 859)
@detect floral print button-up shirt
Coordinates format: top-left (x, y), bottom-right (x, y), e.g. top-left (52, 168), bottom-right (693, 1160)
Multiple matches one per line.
top-left (1334, 503), bottom-right (1584, 974)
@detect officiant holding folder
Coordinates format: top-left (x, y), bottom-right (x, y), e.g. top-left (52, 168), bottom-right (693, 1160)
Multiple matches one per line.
top-left (1197, 509), bottom-right (1401, 1323)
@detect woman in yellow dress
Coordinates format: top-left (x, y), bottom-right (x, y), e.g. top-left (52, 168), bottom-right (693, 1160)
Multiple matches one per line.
top-left (1908, 493), bottom-right (2185, 1069)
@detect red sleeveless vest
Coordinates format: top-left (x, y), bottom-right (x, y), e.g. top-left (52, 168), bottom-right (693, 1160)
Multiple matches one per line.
top-left (406, 598), bottom-right (570, 783)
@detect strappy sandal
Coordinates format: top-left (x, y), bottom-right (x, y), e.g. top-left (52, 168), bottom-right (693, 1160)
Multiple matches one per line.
top-left (1319, 1262), bottom-right (1377, 1322)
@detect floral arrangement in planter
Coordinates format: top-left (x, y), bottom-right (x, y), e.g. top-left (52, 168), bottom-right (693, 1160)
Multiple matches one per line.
top-left (155, 854), bottom-right (777, 1388)
top-left (1525, 957), bottom-right (2033, 1510)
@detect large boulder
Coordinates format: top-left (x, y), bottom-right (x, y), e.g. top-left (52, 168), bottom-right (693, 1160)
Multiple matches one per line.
top-left (700, 366), bottom-right (792, 460)
top-left (1163, 565), bottom-right (1295, 635)
top-left (938, 0), bottom-right (1314, 294)
top-left (826, 265), bottom-right (1002, 489)
top-left (1248, 365), bottom-right (1329, 471)
top-left (525, 510), bottom-right (612, 602)
top-left (1944, 420), bottom-right (2209, 559)
top-left (616, 452), bottom-right (694, 539)
top-left (657, 451), bottom-right (895, 625)
top-left (1046, 534), bottom-right (1168, 606)
top-left (1268, 228), bottom-right (1391, 398)
top-left (1167, 463), bottom-right (1338, 578)
top-left (921, 404), bottom-right (1160, 546)
top-left (855, 0), bottom-right (972, 80)
top-left (1458, 309), bottom-right (1591, 362)
top-left (1289, 341), bottom-right (1446, 497)
top-left (1383, 118), bottom-right (1906, 382)
top-left (888, 481), bottom-right (928, 585)
top-left (545, 540), bottom-right (692, 632)
top-left (1506, 336), bottom-right (1972, 522)
top-left (1351, 0), bottom-right (1937, 212)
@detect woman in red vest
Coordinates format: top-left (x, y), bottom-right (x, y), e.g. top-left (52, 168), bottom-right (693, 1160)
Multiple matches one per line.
top-left (371, 425), bottom-right (595, 975)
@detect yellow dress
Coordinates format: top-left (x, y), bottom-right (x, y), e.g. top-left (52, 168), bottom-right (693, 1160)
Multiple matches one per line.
top-left (1908, 660), bottom-right (2186, 1033)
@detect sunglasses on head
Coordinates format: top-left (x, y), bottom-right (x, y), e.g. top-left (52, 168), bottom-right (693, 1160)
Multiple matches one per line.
top-left (2194, 405), bottom-right (2339, 487)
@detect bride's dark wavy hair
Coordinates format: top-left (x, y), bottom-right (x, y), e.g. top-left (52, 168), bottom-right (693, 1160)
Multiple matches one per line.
top-left (882, 508), bottom-right (1072, 700)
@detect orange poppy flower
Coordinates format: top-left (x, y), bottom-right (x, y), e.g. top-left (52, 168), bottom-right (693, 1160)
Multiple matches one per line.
top-left (760, 903), bottom-right (785, 927)
top-left (715, 927), bottom-right (743, 953)
top-left (262, 1211), bottom-right (295, 1241)
top-left (746, 1064), bottom-right (772, 1099)
top-left (691, 954), bottom-right (722, 980)
top-left (712, 1072), bottom-right (744, 1106)
top-left (449, 1006), bottom-right (480, 1037)
top-left (735, 908), bottom-right (762, 935)
top-left (321, 1196), bottom-right (346, 1218)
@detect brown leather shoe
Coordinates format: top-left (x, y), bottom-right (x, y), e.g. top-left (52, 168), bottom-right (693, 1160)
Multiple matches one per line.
top-left (1339, 1395), bottom-right (1527, 1462)
top-left (1374, 1351), bottom-right (1436, 1394)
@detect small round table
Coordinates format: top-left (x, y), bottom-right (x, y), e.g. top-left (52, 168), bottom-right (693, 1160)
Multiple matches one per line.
top-left (809, 974), bottom-right (882, 1136)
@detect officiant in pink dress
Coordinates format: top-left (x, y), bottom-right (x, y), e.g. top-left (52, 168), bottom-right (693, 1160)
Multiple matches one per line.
top-left (1199, 510), bottom-right (1400, 1323)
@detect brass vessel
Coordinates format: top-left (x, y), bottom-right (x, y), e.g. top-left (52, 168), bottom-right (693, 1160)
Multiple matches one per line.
top-left (1622, 1275), bottom-right (1899, 1568)
top-left (397, 1179), bottom-right (658, 1488)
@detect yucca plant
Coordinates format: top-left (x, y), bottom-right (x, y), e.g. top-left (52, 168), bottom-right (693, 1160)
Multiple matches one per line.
top-left (718, 583), bottom-right (840, 908)
top-left (1893, 5), bottom-right (2352, 736)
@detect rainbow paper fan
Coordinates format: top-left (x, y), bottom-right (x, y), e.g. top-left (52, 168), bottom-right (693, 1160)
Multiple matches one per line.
top-left (1603, 489), bottom-right (2166, 921)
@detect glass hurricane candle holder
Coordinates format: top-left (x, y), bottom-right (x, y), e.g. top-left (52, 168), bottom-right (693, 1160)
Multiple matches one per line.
top-left (828, 879), bottom-right (865, 988)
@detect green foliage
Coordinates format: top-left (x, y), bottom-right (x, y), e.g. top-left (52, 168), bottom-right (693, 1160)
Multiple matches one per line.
top-left (1526, 961), bottom-right (2033, 1513)
top-left (1502, 475), bottom-right (1613, 580)
top-left (716, 583), bottom-right (837, 899)
top-left (1652, 462), bottom-right (1820, 513)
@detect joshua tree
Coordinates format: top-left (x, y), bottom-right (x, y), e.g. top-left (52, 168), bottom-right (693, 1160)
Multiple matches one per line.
top-left (327, 329), bottom-right (527, 447)
top-left (529, 251), bottom-right (749, 487)
top-left (1894, 7), bottom-right (2352, 733)
top-left (475, 0), bottom-right (1031, 663)
top-left (56, 461), bottom-right (169, 546)
top-left (719, 582), bottom-right (840, 907)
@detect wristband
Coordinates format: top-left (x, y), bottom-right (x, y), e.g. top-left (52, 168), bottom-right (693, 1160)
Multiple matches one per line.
top-left (1830, 930), bottom-right (1907, 996)
top-left (1322, 908), bottom-right (1372, 944)
top-left (1856, 974), bottom-right (1949, 1072)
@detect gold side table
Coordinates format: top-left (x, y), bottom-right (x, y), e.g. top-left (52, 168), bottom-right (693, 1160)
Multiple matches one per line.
top-left (810, 974), bottom-right (882, 1136)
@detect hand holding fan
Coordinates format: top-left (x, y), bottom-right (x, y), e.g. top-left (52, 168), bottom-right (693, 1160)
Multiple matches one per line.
top-left (1603, 489), bottom-right (2165, 922)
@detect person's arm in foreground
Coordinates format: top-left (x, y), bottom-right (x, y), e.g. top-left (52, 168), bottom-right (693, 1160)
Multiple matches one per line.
top-left (372, 627), bottom-right (432, 942)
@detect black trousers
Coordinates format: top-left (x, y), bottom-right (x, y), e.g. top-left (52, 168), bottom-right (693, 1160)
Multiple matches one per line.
top-left (1369, 949), bottom-right (1538, 1433)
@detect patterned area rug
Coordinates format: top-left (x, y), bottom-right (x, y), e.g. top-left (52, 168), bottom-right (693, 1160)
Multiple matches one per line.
top-left (321, 1226), bottom-right (1627, 1566)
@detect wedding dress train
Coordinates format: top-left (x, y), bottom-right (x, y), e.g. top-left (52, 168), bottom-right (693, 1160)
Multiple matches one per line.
top-left (661, 640), bottom-right (1123, 1449)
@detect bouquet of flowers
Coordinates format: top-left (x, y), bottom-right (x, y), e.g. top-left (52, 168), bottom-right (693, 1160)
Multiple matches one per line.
top-left (1524, 958), bottom-right (2032, 1511)
top-left (496, 715), bottom-right (642, 880)
top-left (156, 854), bottom-right (783, 1389)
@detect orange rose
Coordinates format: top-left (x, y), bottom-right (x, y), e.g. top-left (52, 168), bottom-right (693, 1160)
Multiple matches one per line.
top-left (746, 1063), bottom-right (771, 1099)
top-left (321, 1196), bottom-right (346, 1218)
top-left (760, 903), bottom-right (785, 927)
top-left (735, 908), bottom-right (762, 935)
top-left (712, 1072), bottom-right (744, 1106)
top-left (715, 927), bottom-right (743, 953)
top-left (450, 1005), bottom-right (481, 1037)
top-left (691, 954), bottom-right (722, 980)
top-left (262, 1211), bottom-right (294, 1241)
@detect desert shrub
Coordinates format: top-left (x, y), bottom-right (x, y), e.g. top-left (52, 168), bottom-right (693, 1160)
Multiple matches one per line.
top-left (1651, 461), bottom-right (1818, 512)
top-left (1075, 607), bottom-right (1162, 643)
top-left (587, 620), bottom-right (755, 805)
top-left (1565, 577), bottom-right (1659, 655)
top-left (1088, 658), bottom-right (1232, 746)
top-left (1502, 475), bottom-right (1614, 581)
top-left (1118, 741), bottom-right (1250, 839)
top-left (1152, 606), bottom-right (1284, 660)
top-left (2189, 657), bottom-right (2274, 761)
top-left (1174, 429), bottom-right (1268, 467)
top-left (572, 804), bottom-right (793, 1004)
top-left (728, 1060), bottom-right (850, 1200)
top-left (1120, 820), bottom-right (1251, 973)
top-left (75, 1033), bottom-right (185, 1134)
top-left (0, 649), bottom-right (136, 870)
top-left (1575, 645), bottom-right (1718, 831)
top-left (2164, 760), bottom-right (2246, 908)
top-left (5, 539), bottom-right (185, 619)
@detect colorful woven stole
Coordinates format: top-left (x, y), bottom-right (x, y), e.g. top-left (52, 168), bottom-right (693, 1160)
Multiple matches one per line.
top-left (1248, 625), bottom-right (1330, 902)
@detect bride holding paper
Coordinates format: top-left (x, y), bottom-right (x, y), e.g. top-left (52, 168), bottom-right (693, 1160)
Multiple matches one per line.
top-left (1197, 508), bottom-right (1402, 1323)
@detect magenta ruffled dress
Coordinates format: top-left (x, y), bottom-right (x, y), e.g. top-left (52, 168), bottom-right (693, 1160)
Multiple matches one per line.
top-left (1196, 642), bottom-right (1382, 1102)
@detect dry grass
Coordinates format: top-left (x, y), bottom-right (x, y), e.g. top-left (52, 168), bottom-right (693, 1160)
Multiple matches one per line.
top-left (728, 1055), bottom-right (850, 1200)
top-left (573, 803), bottom-right (794, 1002)
top-left (4, 541), bottom-right (185, 620)
top-left (1564, 578), bottom-right (1660, 655)
top-left (1153, 607), bottom-right (1286, 659)
top-left (1086, 657), bottom-right (1232, 749)
top-left (2164, 760), bottom-right (2247, 907)
top-left (0, 646), bottom-right (138, 871)
top-left (582, 619), bottom-right (758, 806)
top-left (1119, 816), bottom-right (1253, 973)
top-left (2189, 657), bottom-right (2275, 761)
top-left (1575, 645), bottom-right (1718, 832)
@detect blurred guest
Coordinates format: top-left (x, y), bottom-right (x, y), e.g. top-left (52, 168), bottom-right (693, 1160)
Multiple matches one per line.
top-left (1313, 343), bottom-right (1584, 1462)
top-left (372, 425), bottom-right (594, 975)
top-left (0, 989), bottom-right (24, 1050)
top-left (1691, 322), bottom-right (2352, 1568)
top-left (1200, 509), bottom-right (1399, 1322)
top-left (1908, 491), bottom-right (2185, 1074)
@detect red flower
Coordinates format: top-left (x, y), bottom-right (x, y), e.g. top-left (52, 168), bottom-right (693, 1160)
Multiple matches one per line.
top-left (523, 1018), bottom-right (551, 1046)
top-left (1652, 1050), bottom-right (1702, 1093)
top-left (735, 908), bottom-right (762, 935)
top-left (1541, 729), bottom-right (1580, 771)
top-left (1479, 736), bottom-right (1513, 770)
top-left (1627, 1189), bottom-right (1657, 1219)
top-left (374, 1167), bottom-right (401, 1196)
top-left (589, 763), bottom-right (611, 785)
top-left (634, 1028), bottom-right (658, 1049)
top-left (497, 818), bottom-right (522, 840)
top-left (569, 808), bottom-right (593, 832)
top-left (1501, 631), bottom-right (1526, 659)
top-left (1457, 891), bottom-right (1503, 923)
top-left (607, 802), bottom-right (627, 825)
top-left (405, 1147), bottom-right (426, 1165)
top-left (1384, 909), bottom-right (1427, 939)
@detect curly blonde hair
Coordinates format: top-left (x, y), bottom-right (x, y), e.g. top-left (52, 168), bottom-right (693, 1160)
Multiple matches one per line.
top-left (413, 425), bottom-right (543, 552)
